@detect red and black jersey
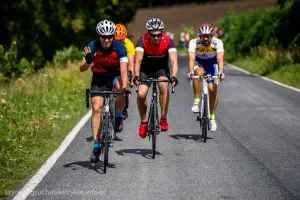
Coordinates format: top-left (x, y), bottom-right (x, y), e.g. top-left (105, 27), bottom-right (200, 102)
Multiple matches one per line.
top-left (136, 32), bottom-right (176, 69)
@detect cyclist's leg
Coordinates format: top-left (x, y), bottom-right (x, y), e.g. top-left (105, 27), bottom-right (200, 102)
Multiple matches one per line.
top-left (137, 71), bottom-right (150, 138)
top-left (111, 71), bottom-right (125, 132)
top-left (157, 67), bottom-right (169, 120)
top-left (155, 67), bottom-right (170, 131)
top-left (205, 64), bottom-right (218, 131)
top-left (137, 71), bottom-right (150, 122)
top-left (192, 62), bottom-right (205, 113)
top-left (90, 73), bottom-right (106, 162)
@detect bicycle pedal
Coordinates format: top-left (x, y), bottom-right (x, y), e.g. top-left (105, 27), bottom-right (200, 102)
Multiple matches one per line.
top-left (108, 143), bottom-right (113, 147)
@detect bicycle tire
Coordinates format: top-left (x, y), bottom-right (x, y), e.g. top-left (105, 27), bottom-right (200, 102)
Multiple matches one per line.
top-left (104, 112), bottom-right (109, 173)
top-left (202, 94), bottom-right (208, 143)
top-left (152, 103), bottom-right (157, 159)
top-left (111, 96), bottom-right (117, 140)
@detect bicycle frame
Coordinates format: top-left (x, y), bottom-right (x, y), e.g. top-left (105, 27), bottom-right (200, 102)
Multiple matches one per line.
top-left (191, 75), bottom-right (219, 118)
top-left (138, 78), bottom-right (175, 159)
top-left (191, 75), bottom-right (219, 142)
top-left (86, 88), bottom-right (125, 173)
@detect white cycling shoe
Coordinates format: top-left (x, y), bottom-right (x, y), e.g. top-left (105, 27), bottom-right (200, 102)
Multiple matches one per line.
top-left (210, 120), bottom-right (217, 132)
top-left (191, 103), bottom-right (200, 113)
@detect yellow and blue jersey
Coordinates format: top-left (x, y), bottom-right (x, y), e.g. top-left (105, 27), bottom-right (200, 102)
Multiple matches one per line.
top-left (188, 36), bottom-right (224, 66)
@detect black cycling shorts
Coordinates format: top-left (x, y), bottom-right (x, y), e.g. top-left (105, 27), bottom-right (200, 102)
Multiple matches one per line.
top-left (139, 66), bottom-right (170, 87)
top-left (90, 71), bottom-right (120, 98)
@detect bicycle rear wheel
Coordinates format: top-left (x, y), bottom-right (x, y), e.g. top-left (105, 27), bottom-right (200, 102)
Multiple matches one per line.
top-left (201, 94), bottom-right (208, 142)
top-left (103, 113), bottom-right (109, 173)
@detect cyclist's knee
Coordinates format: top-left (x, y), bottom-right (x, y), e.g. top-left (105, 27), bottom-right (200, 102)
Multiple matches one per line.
top-left (208, 85), bottom-right (217, 95)
top-left (138, 92), bottom-right (147, 100)
top-left (114, 81), bottom-right (122, 90)
top-left (195, 67), bottom-right (204, 75)
top-left (92, 104), bottom-right (103, 113)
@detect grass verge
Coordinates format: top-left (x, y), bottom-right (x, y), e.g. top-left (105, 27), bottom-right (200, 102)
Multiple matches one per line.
top-left (226, 47), bottom-right (300, 89)
top-left (0, 61), bottom-right (92, 197)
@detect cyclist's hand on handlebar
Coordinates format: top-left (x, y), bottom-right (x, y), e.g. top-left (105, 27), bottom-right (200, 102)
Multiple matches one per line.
top-left (218, 72), bottom-right (225, 81)
top-left (122, 88), bottom-right (131, 97)
top-left (170, 76), bottom-right (178, 86)
top-left (187, 72), bottom-right (194, 80)
top-left (133, 76), bottom-right (140, 86)
top-left (83, 47), bottom-right (93, 64)
top-left (128, 71), bottom-right (134, 88)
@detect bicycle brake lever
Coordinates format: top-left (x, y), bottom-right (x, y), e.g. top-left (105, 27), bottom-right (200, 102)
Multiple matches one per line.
top-left (172, 86), bottom-right (175, 93)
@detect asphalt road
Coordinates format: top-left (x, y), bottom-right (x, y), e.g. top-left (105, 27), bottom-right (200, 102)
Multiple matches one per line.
top-left (12, 56), bottom-right (300, 200)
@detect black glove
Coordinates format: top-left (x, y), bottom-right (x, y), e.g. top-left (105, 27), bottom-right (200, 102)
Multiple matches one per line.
top-left (170, 76), bottom-right (178, 86)
top-left (123, 88), bottom-right (131, 96)
top-left (128, 70), bottom-right (133, 82)
top-left (133, 76), bottom-right (140, 85)
top-left (85, 52), bottom-right (94, 64)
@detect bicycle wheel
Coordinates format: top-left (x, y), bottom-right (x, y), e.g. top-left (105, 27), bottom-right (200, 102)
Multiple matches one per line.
top-left (152, 103), bottom-right (157, 159)
top-left (103, 112), bottom-right (109, 173)
top-left (110, 96), bottom-right (117, 140)
top-left (201, 94), bottom-right (208, 142)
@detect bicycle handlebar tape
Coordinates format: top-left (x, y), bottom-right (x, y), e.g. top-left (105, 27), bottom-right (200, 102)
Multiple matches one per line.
top-left (85, 52), bottom-right (94, 64)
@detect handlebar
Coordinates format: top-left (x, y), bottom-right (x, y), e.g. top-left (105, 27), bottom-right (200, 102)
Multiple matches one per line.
top-left (189, 74), bottom-right (223, 86)
top-left (138, 78), bottom-right (176, 93)
top-left (85, 88), bottom-right (131, 108)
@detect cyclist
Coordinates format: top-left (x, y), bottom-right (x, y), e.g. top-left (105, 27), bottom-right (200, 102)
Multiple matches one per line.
top-left (133, 18), bottom-right (178, 139)
top-left (114, 23), bottom-right (135, 119)
top-left (188, 23), bottom-right (225, 132)
top-left (79, 20), bottom-right (129, 163)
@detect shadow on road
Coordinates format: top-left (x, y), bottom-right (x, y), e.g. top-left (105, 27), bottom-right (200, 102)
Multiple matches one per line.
top-left (115, 148), bottom-right (162, 159)
top-left (85, 136), bottom-right (123, 142)
top-left (169, 134), bottom-right (213, 142)
top-left (63, 160), bottom-right (116, 174)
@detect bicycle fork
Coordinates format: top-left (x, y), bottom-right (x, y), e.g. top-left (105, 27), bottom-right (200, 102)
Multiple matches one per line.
top-left (200, 80), bottom-right (210, 121)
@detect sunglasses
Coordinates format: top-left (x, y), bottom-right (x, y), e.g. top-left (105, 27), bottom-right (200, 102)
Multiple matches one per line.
top-left (100, 35), bottom-right (114, 39)
top-left (149, 33), bottom-right (162, 38)
top-left (199, 34), bottom-right (212, 38)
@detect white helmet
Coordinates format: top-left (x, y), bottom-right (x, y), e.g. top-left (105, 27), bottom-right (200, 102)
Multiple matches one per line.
top-left (198, 23), bottom-right (214, 35)
top-left (96, 20), bottom-right (116, 36)
top-left (146, 18), bottom-right (164, 30)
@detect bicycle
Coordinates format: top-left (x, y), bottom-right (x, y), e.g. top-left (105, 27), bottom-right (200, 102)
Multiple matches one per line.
top-left (190, 74), bottom-right (220, 142)
top-left (123, 71), bottom-right (133, 119)
top-left (138, 78), bottom-right (175, 159)
top-left (86, 88), bottom-right (130, 173)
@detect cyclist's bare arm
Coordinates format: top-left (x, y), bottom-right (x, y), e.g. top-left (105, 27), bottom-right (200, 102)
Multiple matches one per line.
top-left (134, 51), bottom-right (144, 77)
top-left (188, 51), bottom-right (196, 73)
top-left (217, 51), bottom-right (224, 73)
top-left (169, 51), bottom-right (178, 77)
top-left (80, 59), bottom-right (90, 72)
top-left (120, 60), bottom-right (129, 89)
top-left (128, 55), bottom-right (134, 73)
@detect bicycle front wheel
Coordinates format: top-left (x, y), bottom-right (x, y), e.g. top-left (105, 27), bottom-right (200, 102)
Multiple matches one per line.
top-left (103, 113), bottom-right (109, 173)
top-left (152, 104), bottom-right (157, 159)
top-left (201, 94), bottom-right (208, 143)
top-left (110, 96), bottom-right (117, 140)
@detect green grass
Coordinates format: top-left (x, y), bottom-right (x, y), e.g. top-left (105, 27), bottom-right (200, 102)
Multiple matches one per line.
top-left (268, 64), bottom-right (300, 89)
top-left (177, 48), bottom-right (188, 55)
top-left (227, 50), bottom-right (300, 89)
top-left (0, 61), bottom-right (92, 197)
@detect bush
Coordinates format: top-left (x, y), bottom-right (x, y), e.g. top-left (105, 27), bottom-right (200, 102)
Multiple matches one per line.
top-left (52, 45), bottom-right (83, 65)
top-left (218, 3), bottom-right (294, 56)
top-left (0, 41), bottom-right (34, 82)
